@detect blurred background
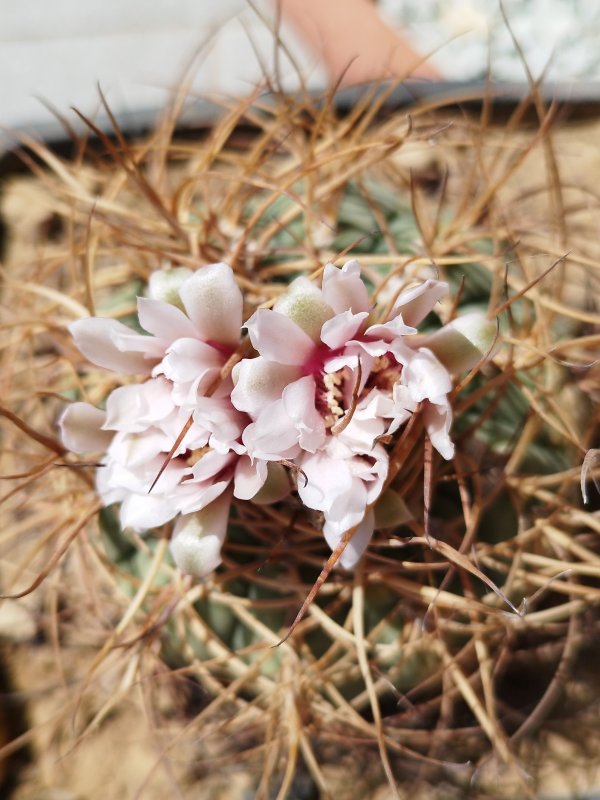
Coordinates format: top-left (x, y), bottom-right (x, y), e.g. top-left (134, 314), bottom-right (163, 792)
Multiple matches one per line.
top-left (4, 0), bottom-right (600, 146)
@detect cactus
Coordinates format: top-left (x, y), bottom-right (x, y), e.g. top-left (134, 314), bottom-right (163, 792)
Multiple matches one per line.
top-left (1, 84), bottom-right (599, 798)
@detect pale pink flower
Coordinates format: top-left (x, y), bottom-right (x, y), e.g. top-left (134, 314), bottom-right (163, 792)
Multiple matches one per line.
top-left (69, 262), bottom-right (242, 403)
top-left (59, 376), bottom-right (259, 533)
top-left (232, 261), bottom-right (448, 461)
top-left (231, 260), bottom-right (450, 565)
top-left (296, 390), bottom-right (390, 568)
top-left (60, 257), bottom-right (496, 576)
top-left (60, 263), bottom-right (285, 575)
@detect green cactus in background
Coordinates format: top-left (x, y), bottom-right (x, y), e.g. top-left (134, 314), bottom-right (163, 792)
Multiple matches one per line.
top-left (1, 86), bottom-right (598, 798)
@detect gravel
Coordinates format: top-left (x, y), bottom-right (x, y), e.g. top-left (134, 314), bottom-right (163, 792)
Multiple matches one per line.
top-left (380, 0), bottom-right (600, 81)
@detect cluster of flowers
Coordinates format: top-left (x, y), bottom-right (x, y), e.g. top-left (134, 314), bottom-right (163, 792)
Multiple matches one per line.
top-left (60, 261), bottom-right (495, 575)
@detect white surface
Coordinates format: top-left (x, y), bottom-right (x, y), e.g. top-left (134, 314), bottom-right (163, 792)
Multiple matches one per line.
top-left (1, 0), bottom-right (326, 145)
top-left (381, 0), bottom-right (600, 81)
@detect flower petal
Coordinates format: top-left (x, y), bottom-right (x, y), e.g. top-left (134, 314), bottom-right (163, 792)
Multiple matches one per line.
top-left (385, 384), bottom-right (417, 436)
top-left (178, 479), bottom-right (232, 515)
top-left (157, 338), bottom-right (223, 397)
top-left (402, 348), bottom-right (452, 405)
top-left (193, 397), bottom-right (246, 454)
top-left (137, 297), bottom-right (198, 342)
top-left (242, 399), bottom-right (301, 461)
top-left (59, 402), bottom-right (113, 453)
top-left (389, 279), bottom-right (448, 326)
top-left (233, 456), bottom-right (268, 500)
top-left (297, 450), bottom-right (354, 516)
top-left (120, 491), bottom-right (180, 531)
top-left (103, 378), bottom-right (174, 432)
top-left (282, 376), bottom-right (326, 452)
top-left (323, 509), bottom-right (375, 570)
top-left (231, 357), bottom-right (300, 417)
top-left (424, 399), bottom-right (455, 460)
top-left (338, 394), bottom-right (388, 453)
top-left (320, 310), bottom-right (369, 349)
top-left (364, 314), bottom-right (416, 342)
top-left (104, 447), bottom-right (188, 494)
top-left (69, 318), bottom-right (158, 374)
top-left (179, 263), bottom-right (242, 346)
top-left (189, 449), bottom-right (233, 482)
top-left (245, 309), bottom-right (316, 366)
top-left (108, 428), bottom-right (170, 468)
top-left (322, 260), bottom-right (370, 314)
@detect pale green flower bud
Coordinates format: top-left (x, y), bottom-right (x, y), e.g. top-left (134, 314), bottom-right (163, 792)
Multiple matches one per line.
top-left (148, 266), bottom-right (193, 308)
top-left (169, 492), bottom-right (230, 577)
top-left (274, 277), bottom-right (333, 341)
top-left (421, 312), bottom-right (497, 374)
top-left (374, 489), bottom-right (413, 529)
top-left (251, 463), bottom-right (290, 505)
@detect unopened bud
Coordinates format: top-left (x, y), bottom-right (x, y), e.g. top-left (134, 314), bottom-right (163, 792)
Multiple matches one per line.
top-left (252, 463), bottom-right (291, 504)
top-left (374, 489), bottom-right (413, 529)
top-left (148, 267), bottom-right (193, 308)
top-left (169, 491), bottom-right (231, 577)
top-left (274, 277), bottom-right (333, 341)
top-left (422, 312), bottom-right (497, 374)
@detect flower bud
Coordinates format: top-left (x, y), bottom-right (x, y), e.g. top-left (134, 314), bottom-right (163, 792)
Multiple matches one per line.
top-left (374, 489), bottom-right (413, 529)
top-left (274, 277), bottom-right (333, 341)
top-left (148, 267), bottom-right (192, 308)
top-left (421, 312), bottom-right (497, 374)
top-left (251, 463), bottom-right (290, 504)
top-left (169, 491), bottom-right (231, 577)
